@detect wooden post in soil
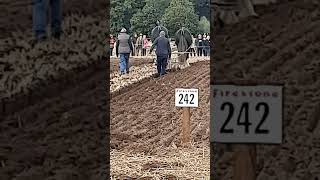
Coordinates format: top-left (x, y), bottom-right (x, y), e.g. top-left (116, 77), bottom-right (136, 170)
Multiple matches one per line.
top-left (233, 80), bottom-right (257, 180)
top-left (181, 107), bottom-right (191, 145)
top-left (233, 144), bottom-right (256, 180)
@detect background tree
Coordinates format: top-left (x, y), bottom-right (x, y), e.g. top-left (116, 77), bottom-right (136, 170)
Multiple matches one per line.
top-left (130, 0), bottom-right (170, 36)
top-left (161, 0), bottom-right (199, 37)
top-left (198, 16), bottom-right (210, 34)
top-left (110, 0), bottom-right (209, 36)
top-left (110, 0), bottom-right (146, 34)
top-left (193, 0), bottom-right (210, 20)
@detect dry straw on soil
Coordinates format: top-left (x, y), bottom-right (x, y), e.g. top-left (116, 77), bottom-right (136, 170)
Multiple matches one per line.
top-left (110, 56), bottom-right (210, 93)
top-left (111, 143), bottom-right (210, 179)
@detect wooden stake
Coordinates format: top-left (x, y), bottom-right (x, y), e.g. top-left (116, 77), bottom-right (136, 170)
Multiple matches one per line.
top-left (181, 107), bottom-right (191, 145)
top-left (233, 144), bottom-right (256, 180)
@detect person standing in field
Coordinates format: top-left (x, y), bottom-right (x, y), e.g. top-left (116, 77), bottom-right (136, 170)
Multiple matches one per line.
top-left (142, 35), bottom-right (149, 56)
top-left (131, 33), bottom-right (137, 56)
top-left (196, 34), bottom-right (203, 57)
top-left (149, 31), bottom-right (171, 77)
top-left (189, 35), bottom-right (196, 57)
top-left (206, 35), bottom-right (210, 56)
top-left (116, 28), bottom-right (133, 75)
top-left (33, 0), bottom-right (62, 42)
top-left (136, 33), bottom-right (143, 56)
top-left (109, 34), bottom-right (116, 56)
top-left (203, 34), bottom-right (209, 56)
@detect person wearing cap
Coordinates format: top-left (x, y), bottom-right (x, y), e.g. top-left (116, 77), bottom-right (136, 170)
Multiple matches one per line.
top-left (33, 0), bottom-right (62, 42)
top-left (116, 28), bottom-right (134, 75)
top-left (149, 31), bottom-right (171, 77)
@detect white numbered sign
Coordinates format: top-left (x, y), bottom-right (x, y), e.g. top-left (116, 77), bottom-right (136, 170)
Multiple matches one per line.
top-left (210, 85), bottom-right (283, 144)
top-left (175, 88), bottom-right (199, 107)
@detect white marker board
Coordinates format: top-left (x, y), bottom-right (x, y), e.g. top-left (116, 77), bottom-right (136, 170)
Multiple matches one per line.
top-left (210, 84), bottom-right (283, 144)
top-left (175, 88), bottom-right (199, 107)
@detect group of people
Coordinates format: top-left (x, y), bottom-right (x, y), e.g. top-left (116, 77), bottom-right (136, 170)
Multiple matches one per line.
top-left (112, 28), bottom-right (171, 77)
top-left (111, 28), bottom-right (210, 77)
top-left (190, 33), bottom-right (210, 57)
top-left (131, 33), bottom-right (151, 56)
top-left (109, 33), bottom-right (151, 57)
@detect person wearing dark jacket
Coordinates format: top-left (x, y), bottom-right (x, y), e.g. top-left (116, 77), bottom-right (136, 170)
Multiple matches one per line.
top-left (149, 31), bottom-right (171, 77)
top-left (116, 28), bottom-right (134, 75)
top-left (195, 34), bottom-right (203, 56)
top-left (203, 34), bottom-right (209, 56)
top-left (131, 33), bottom-right (137, 56)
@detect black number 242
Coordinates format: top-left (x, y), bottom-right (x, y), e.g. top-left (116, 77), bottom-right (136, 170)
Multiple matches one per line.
top-left (220, 102), bottom-right (269, 134)
top-left (179, 94), bottom-right (195, 104)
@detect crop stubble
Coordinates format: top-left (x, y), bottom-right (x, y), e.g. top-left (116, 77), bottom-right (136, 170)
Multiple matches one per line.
top-left (111, 61), bottom-right (210, 178)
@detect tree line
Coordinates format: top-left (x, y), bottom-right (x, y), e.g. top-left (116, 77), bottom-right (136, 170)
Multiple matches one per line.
top-left (110, 0), bottom-right (210, 37)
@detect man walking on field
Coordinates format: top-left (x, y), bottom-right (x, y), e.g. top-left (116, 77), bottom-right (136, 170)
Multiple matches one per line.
top-left (149, 31), bottom-right (171, 77)
top-left (116, 28), bottom-right (133, 75)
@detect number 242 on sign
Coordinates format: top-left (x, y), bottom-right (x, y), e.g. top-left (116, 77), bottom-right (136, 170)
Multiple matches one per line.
top-left (175, 88), bottom-right (199, 107)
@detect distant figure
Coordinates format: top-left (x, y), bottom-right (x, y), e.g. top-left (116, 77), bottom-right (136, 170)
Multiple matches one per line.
top-left (33, 0), bottom-right (62, 42)
top-left (149, 31), bottom-right (171, 77)
top-left (116, 28), bottom-right (133, 75)
top-left (196, 34), bottom-right (203, 56)
top-left (132, 33), bottom-right (138, 56)
top-left (109, 34), bottom-right (116, 56)
top-left (142, 35), bottom-right (149, 56)
top-left (189, 35), bottom-right (196, 57)
top-left (203, 34), bottom-right (209, 56)
top-left (206, 35), bottom-right (211, 56)
top-left (136, 33), bottom-right (143, 56)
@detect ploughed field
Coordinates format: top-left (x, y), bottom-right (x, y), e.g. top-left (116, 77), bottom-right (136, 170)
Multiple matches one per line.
top-left (1, 1), bottom-right (210, 178)
top-left (212, 0), bottom-right (320, 179)
top-left (111, 61), bottom-right (210, 178)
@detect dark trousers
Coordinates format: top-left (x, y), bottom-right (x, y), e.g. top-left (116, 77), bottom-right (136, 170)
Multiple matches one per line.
top-left (110, 48), bottom-right (113, 56)
top-left (203, 48), bottom-right (209, 56)
top-left (142, 48), bottom-right (147, 56)
top-left (136, 45), bottom-right (142, 56)
top-left (156, 55), bottom-right (167, 75)
top-left (189, 48), bottom-right (196, 56)
top-left (33, 0), bottom-right (62, 40)
top-left (197, 47), bottom-right (203, 56)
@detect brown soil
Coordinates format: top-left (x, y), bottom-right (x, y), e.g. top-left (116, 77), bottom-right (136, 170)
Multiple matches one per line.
top-left (111, 61), bottom-right (210, 152)
top-left (110, 57), bottom-right (154, 73)
top-left (111, 61), bottom-right (210, 178)
top-left (0, 63), bottom-right (108, 179)
top-left (211, 0), bottom-right (320, 179)
top-left (0, 0), bottom-right (109, 179)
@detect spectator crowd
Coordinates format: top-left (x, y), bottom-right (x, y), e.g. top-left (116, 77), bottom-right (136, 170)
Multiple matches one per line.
top-left (109, 32), bottom-right (210, 57)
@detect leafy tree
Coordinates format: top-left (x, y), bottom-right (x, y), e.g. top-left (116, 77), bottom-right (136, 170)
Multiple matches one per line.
top-left (198, 16), bottom-right (210, 34)
top-left (161, 0), bottom-right (199, 36)
top-left (110, 0), bottom-right (146, 34)
top-left (193, 0), bottom-right (209, 19)
top-left (130, 0), bottom-right (170, 36)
